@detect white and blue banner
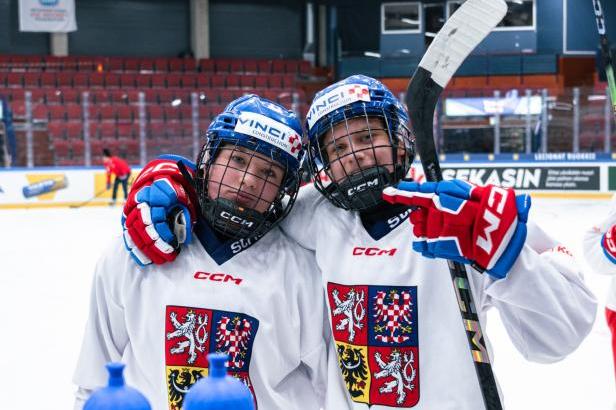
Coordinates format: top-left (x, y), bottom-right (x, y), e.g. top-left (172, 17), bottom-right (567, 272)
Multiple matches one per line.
top-left (19, 0), bottom-right (77, 33)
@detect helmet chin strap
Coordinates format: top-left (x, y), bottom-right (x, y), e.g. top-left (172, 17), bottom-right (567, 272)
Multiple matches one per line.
top-left (203, 197), bottom-right (271, 239)
top-left (328, 166), bottom-right (394, 211)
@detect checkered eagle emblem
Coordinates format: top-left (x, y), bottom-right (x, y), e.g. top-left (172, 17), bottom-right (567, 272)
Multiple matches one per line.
top-left (373, 290), bottom-right (413, 343)
top-left (327, 283), bottom-right (420, 408)
top-left (216, 316), bottom-right (253, 369)
top-left (165, 306), bottom-right (259, 409)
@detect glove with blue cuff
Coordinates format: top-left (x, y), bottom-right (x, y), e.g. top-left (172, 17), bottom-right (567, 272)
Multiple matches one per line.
top-left (383, 179), bottom-right (531, 279)
top-left (122, 155), bottom-right (199, 266)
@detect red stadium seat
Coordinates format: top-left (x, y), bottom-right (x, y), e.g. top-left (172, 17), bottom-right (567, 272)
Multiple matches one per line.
top-left (284, 60), bottom-right (299, 74)
top-left (90, 90), bottom-right (110, 104)
top-left (196, 74), bottom-right (209, 88)
top-left (104, 73), bottom-right (120, 88)
top-left (40, 72), bottom-right (56, 87)
top-left (65, 103), bottom-right (82, 121)
top-left (33, 104), bottom-right (50, 122)
top-left (164, 105), bottom-right (182, 121)
top-left (255, 75), bottom-right (268, 88)
top-left (198, 59), bottom-right (215, 72)
top-left (147, 105), bottom-right (164, 121)
top-left (282, 74), bottom-right (295, 88)
top-left (48, 122), bottom-right (67, 139)
top-left (23, 72), bottom-right (39, 87)
top-left (116, 105), bottom-right (135, 122)
top-left (120, 73), bottom-right (136, 88)
top-left (73, 72), bottom-right (89, 87)
top-left (215, 59), bottom-right (231, 73)
top-left (63, 89), bottom-right (81, 104)
top-left (135, 74), bottom-right (152, 88)
top-left (226, 74), bottom-right (240, 88)
top-left (87, 105), bottom-right (101, 122)
top-left (48, 105), bottom-right (66, 121)
top-left (257, 60), bottom-right (271, 73)
top-left (139, 58), bottom-right (155, 72)
top-left (53, 139), bottom-right (70, 158)
top-left (268, 75), bottom-right (283, 88)
top-left (144, 89), bottom-right (159, 103)
top-left (230, 60), bottom-right (243, 73)
top-left (240, 75), bottom-right (254, 89)
top-left (211, 74), bottom-right (225, 88)
top-left (10, 100), bottom-right (26, 118)
top-left (66, 121), bottom-right (83, 138)
top-left (181, 73), bottom-right (197, 89)
top-left (157, 89), bottom-right (175, 104)
top-left (154, 58), bottom-right (169, 72)
top-left (117, 123), bottom-right (136, 138)
top-left (57, 72), bottom-right (73, 87)
top-left (100, 122), bottom-right (117, 139)
top-left (168, 58), bottom-right (184, 72)
top-left (151, 73), bottom-right (166, 88)
top-left (165, 120), bottom-right (183, 138)
top-left (89, 73), bottom-right (105, 88)
top-left (28, 89), bottom-right (46, 104)
top-left (107, 57), bottom-right (124, 72)
top-left (299, 60), bottom-right (311, 76)
top-left (124, 58), bottom-right (139, 72)
top-left (6, 72), bottom-right (23, 88)
top-left (71, 138), bottom-right (85, 157)
top-left (183, 59), bottom-right (196, 72)
top-left (99, 104), bottom-right (116, 121)
top-left (166, 73), bottom-right (182, 88)
top-left (272, 60), bottom-right (285, 73)
top-left (244, 59), bottom-right (258, 74)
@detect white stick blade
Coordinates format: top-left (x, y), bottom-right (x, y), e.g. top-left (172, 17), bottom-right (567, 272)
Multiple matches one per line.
top-left (418, 0), bottom-right (508, 88)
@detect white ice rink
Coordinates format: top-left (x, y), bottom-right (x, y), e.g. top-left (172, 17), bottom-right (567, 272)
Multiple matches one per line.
top-left (0, 197), bottom-right (614, 409)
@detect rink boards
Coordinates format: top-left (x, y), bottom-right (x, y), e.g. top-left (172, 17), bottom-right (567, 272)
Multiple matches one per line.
top-left (1, 157), bottom-right (616, 208)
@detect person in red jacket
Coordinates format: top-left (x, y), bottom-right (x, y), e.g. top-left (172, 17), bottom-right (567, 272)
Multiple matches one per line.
top-left (102, 148), bottom-right (131, 205)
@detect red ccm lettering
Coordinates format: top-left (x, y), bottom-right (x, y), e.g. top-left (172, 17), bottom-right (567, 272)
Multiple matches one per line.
top-left (352, 247), bottom-right (397, 256)
top-left (194, 271), bottom-right (243, 285)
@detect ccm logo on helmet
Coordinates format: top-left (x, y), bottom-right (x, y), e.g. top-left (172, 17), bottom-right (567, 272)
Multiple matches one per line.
top-left (194, 271), bottom-right (243, 285)
top-left (353, 247), bottom-right (397, 256)
top-left (220, 211), bottom-right (254, 228)
top-left (347, 178), bottom-right (379, 196)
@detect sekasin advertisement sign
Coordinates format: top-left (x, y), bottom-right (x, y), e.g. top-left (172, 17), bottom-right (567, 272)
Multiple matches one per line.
top-left (440, 165), bottom-right (601, 190)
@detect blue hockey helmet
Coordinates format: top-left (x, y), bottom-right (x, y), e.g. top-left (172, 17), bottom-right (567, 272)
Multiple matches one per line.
top-left (305, 75), bottom-right (414, 211)
top-left (196, 94), bottom-right (304, 238)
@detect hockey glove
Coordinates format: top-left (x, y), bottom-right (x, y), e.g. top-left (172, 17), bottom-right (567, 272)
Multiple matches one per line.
top-left (122, 155), bottom-right (199, 266)
top-left (601, 223), bottom-right (616, 264)
top-left (383, 179), bottom-right (531, 279)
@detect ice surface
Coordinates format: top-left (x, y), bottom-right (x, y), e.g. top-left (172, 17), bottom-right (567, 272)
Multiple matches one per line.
top-left (0, 198), bottom-right (613, 409)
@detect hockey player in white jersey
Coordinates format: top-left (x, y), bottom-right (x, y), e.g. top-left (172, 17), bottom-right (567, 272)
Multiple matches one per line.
top-left (119, 76), bottom-right (597, 409)
top-left (73, 95), bottom-right (329, 410)
top-left (583, 194), bottom-right (616, 386)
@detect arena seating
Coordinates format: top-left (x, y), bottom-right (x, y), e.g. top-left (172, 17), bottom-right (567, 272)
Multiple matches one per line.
top-left (0, 55), bottom-right (312, 166)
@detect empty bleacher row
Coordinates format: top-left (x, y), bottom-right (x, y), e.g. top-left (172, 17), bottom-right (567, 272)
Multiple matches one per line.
top-left (0, 55), bottom-right (313, 167)
top-left (0, 55), bottom-right (311, 75)
top-left (0, 71), bottom-right (299, 91)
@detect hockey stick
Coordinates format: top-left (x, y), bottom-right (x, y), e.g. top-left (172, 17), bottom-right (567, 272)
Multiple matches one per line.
top-left (70, 188), bottom-right (108, 209)
top-left (592, 0), bottom-right (616, 119)
top-left (406, 1), bottom-right (507, 409)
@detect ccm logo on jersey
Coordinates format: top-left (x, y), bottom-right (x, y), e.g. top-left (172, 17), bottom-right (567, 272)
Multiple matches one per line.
top-left (353, 247), bottom-right (397, 256)
top-left (476, 186), bottom-right (508, 253)
top-left (194, 271), bottom-right (243, 285)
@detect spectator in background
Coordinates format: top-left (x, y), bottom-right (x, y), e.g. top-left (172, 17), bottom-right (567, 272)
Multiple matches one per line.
top-left (102, 148), bottom-right (131, 205)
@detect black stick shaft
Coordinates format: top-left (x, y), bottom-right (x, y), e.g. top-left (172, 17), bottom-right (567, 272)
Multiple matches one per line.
top-left (407, 67), bottom-right (502, 410)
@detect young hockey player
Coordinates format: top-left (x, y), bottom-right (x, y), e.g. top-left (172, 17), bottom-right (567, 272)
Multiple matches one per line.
top-left (583, 194), bottom-right (616, 386)
top-left (73, 95), bottom-right (328, 410)
top-left (120, 76), bottom-right (597, 409)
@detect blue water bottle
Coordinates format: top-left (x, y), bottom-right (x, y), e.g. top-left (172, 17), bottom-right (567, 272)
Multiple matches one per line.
top-left (183, 353), bottom-right (255, 410)
top-left (83, 362), bottom-right (151, 410)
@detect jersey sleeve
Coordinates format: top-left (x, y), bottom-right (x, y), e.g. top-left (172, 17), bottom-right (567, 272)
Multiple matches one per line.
top-left (583, 194), bottom-right (616, 276)
top-left (478, 220), bottom-right (597, 364)
top-left (280, 185), bottom-right (325, 251)
top-left (292, 246), bottom-right (329, 406)
top-left (72, 238), bottom-right (131, 408)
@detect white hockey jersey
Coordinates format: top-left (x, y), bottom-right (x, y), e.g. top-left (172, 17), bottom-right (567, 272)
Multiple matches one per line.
top-left (583, 193), bottom-right (616, 310)
top-left (73, 220), bottom-right (328, 410)
top-left (281, 185), bottom-right (597, 409)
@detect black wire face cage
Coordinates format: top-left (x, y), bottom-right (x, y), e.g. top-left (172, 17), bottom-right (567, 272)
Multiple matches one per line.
top-left (307, 105), bottom-right (414, 212)
top-left (195, 136), bottom-right (301, 239)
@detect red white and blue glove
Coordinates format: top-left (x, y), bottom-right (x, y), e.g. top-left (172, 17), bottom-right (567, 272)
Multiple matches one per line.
top-left (383, 179), bottom-right (531, 279)
top-left (601, 224), bottom-right (616, 264)
top-left (122, 155), bottom-right (199, 266)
